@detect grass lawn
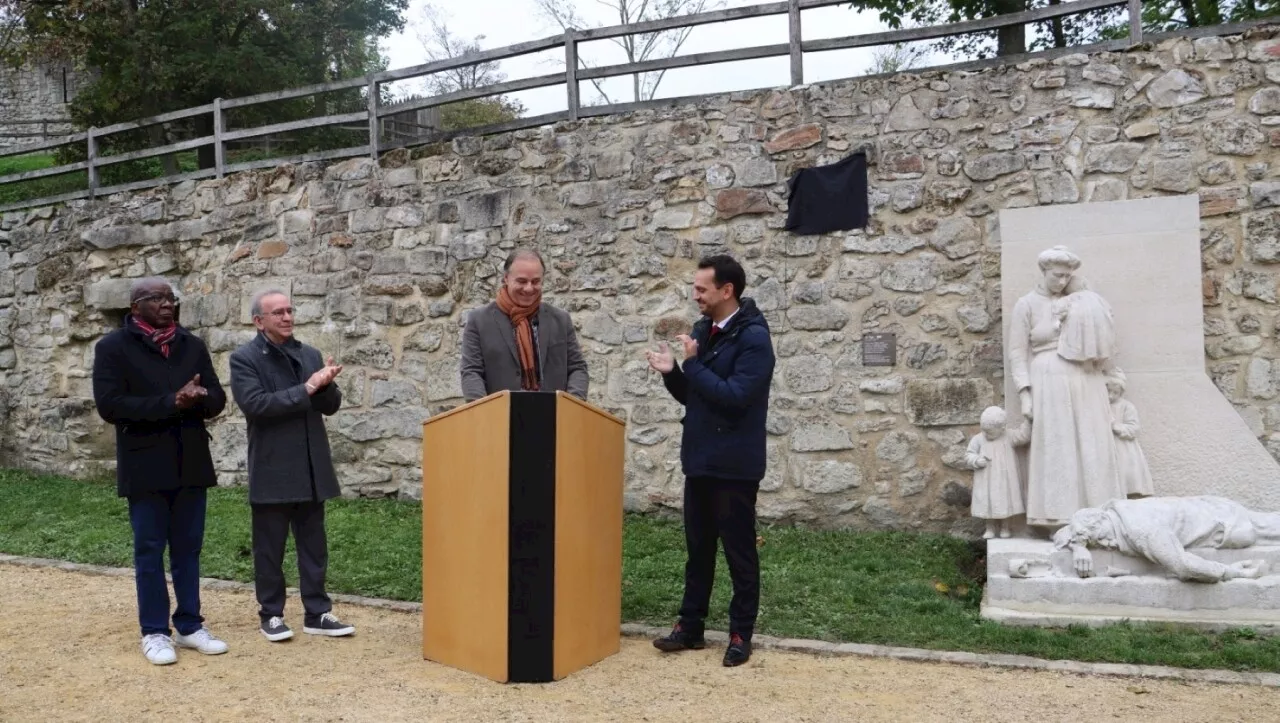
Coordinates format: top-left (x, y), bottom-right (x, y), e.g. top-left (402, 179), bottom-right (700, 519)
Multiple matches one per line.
top-left (0, 151), bottom-right (208, 207)
top-left (2, 469), bottom-right (1279, 671)
top-left (0, 148), bottom-right (282, 207)
top-left (0, 153), bottom-right (85, 206)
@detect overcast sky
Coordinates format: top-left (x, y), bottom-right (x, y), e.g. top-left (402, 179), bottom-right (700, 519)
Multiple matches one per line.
top-left (377, 0), bottom-right (944, 116)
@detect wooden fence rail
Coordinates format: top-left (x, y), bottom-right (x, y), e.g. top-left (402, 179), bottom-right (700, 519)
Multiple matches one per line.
top-left (0, 0), bottom-right (1144, 214)
top-left (0, 118), bottom-right (75, 142)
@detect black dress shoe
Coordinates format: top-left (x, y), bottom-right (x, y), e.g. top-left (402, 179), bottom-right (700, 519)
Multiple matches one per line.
top-left (653, 622), bottom-right (706, 652)
top-left (723, 633), bottom-right (751, 667)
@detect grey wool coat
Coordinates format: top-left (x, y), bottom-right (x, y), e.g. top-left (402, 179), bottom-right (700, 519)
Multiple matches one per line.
top-left (459, 301), bottom-right (589, 402)
top-left (229, 332), bottom-right (343, 504)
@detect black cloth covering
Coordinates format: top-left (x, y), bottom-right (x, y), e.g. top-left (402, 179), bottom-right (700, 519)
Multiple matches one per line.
top-left (784, 151), bottom-right (869, 235)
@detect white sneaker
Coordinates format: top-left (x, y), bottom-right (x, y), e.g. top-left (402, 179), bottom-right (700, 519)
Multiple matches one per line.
top-left (174, 627), bottom-right (229, 655)
top-left (142, 634), bottom-right (177, 665)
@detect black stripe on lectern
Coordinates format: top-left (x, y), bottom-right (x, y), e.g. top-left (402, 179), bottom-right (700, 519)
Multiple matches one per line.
top-left (507, 391), bottom-right (557, 683)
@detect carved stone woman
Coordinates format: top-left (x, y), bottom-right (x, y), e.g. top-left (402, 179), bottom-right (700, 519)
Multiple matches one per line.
top-left (1008, 246), bottom-right (1125, 528)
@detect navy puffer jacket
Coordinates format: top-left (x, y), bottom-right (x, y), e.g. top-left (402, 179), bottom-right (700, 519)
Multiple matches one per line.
top-left (661, 297), bottom-right (776, 481)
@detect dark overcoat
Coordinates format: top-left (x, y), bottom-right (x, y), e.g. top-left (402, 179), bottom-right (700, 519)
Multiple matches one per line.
top-left (92, 318), bottom-right (227, 497)
top-left (229, 332), bottom-right (342, 504)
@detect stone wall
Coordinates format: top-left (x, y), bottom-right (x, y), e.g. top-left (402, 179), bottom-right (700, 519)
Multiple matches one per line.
top-left (3, 26), bottom-right (1280, 534)
top-left (0, 60), bottom-right (91, 149)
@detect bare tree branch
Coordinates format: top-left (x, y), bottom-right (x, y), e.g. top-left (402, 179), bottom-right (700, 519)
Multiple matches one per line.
top-left (529, 0), bottom-right (723, 103)
top-left (409, 2), bottom-right (527, 131)
top-left (865, 41), bottom-right (930, 75)
top-left (416, 2), bottom-right (508, 93)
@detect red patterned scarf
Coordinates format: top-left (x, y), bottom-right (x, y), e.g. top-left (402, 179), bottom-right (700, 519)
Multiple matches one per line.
top-left (132, 316), bottom-right (177, 358)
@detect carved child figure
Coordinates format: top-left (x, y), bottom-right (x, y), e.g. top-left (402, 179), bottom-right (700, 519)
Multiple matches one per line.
top-left (1107, 372), bottom-right (1154, 498)
top-left (967, 406), bottom-right (1031, 539)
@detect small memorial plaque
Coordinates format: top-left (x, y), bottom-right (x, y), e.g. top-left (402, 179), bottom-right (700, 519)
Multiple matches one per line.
top-left (863, 332), bottom-right (896, 367)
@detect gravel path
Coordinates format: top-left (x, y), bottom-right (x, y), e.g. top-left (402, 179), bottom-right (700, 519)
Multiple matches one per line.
top-left (0, 564), bottom-right (1273, 722)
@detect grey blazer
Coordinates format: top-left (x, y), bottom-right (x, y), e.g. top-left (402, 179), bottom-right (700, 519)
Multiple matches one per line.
top-left (459, 301), bottom-right (589, 402)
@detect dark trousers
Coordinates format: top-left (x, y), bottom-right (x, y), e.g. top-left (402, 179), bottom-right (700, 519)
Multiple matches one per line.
top-left (678, 476), bottom-right (761, 639)
top-left (251, 501), bottom-right (332, 625)
top-left (128, 486), bottom-right (208, 637)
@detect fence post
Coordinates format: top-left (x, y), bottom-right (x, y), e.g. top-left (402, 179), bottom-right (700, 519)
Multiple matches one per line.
top-left (213, 98), bottom-right (225, 179)
top-left (86, 127), bottom-right (98, 200)
top-left (367, 76), bottom-right (380, 160)
top-left (788, 0), bottom-right (803, 87)
top-left (565, 30), bottom-right (580, 121)
top-left (1128, 0), bottom-right (1143, 44)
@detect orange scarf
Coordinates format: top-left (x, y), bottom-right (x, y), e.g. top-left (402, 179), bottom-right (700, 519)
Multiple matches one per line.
top-left (496, 286), bottom-right (540, 391)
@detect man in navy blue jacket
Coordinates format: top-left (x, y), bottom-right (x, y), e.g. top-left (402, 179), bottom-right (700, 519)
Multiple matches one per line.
top-left (645, 254), bottom-right (776, 667)
top-left (92, 277), bottom-right (229, 665)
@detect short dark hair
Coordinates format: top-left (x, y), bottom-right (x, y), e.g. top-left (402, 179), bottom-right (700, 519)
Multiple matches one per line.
top-left (503, 247), bottom-right (545, 274)
top-left (697, 254), bottom-right (746, 300)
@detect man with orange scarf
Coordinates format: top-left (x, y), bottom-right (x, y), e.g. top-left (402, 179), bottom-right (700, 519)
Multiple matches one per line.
top-left (460, 248), bottom-right (589, 402)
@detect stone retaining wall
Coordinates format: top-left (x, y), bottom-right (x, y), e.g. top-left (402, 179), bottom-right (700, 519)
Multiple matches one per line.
top-left (0, 61), bottom-right (90, 149)
top-left (5, 27), bottom-right (1280, 533)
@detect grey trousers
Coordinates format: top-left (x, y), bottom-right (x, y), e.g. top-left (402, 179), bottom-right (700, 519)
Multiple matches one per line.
top-left (251, 501), bottom-right (332, 625)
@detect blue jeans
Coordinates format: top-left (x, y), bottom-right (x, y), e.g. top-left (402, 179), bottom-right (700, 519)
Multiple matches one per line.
top-left (127, 487), bottom-right (208, 637)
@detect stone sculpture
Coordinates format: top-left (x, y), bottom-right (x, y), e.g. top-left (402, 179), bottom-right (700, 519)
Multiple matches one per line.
top-left (1007, 245), bottom-right (1125, 528)
top-left (966, 406), bottom-right (1030, 540)
top-left (1051, 496), bottom-right (1280, 582)
top-left (1106, 370), bottom-right (1154, 498)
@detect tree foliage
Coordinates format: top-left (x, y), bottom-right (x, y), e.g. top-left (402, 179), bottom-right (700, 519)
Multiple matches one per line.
top-left (1132, 0), bottom-right (1280, 32)
top-left (3, 0), bottom-right (408, 171)
top-left (847, 0), bottom-right (1116, 59)
top-left (0, 3), bottom-right (20, 63)
top-left (849, 0), bottom-right (1280, 61)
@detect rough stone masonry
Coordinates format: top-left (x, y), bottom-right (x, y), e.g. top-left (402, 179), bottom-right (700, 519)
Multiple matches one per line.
top-left (4, 27), bottom-right (1280, 534)
top-left (0, 60), bottom-right (90, 150)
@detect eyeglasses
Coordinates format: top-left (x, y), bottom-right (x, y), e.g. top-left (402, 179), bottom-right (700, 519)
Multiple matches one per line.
top-left (263, 307), bottom-right (294, 318)
top-left (135, 293), bottom-right (179, 305)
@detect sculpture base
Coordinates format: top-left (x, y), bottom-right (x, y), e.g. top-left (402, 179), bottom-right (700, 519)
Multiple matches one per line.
top-left (981, 539), bottom-right (1280, 634)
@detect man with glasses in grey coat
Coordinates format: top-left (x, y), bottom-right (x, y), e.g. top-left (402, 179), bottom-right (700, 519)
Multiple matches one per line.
top-left (230, 288), bottom-right (355, 642)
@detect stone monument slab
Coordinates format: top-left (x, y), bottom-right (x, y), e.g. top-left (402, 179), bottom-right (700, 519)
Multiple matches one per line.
top-left (983, 537), bottom-right (1280, 632)
top-left (998, 195), bottom-right (1280, 511)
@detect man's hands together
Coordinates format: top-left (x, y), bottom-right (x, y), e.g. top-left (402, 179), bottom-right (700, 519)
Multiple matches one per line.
top-left (174, 374), bottom-right (207, 410)
top-left (305, 357), bottom-right (343, 395)
top-left (645, 334), bottom-right (699, 374)
top-left (676, 334), bottom-right (698, 360)
top-left (645, 343), bottom-right (675, 374)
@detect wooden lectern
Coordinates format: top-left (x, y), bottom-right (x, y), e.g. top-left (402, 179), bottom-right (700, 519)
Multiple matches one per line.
top-left (420, 390), bottom-right (626, 683)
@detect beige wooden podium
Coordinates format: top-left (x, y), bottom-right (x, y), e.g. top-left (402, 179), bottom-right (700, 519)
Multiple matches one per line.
top-left (420, 390), bottom-right (625, 683)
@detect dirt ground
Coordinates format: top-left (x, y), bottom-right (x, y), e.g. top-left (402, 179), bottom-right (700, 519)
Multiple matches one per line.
top-left (0, 565), bottom-right (1274, 723)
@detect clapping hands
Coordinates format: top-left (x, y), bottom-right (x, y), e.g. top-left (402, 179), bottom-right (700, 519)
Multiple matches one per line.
top-left (174, 374), bottom-right (207, 410)
top-left (645, 343), bottom-right (675, 374)
top-left (306, 357), bottom-right (344, 395)
top-left (645, 334), bottom-right (698, 374)
top-left (676, 334), bottom-right (698, 360)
